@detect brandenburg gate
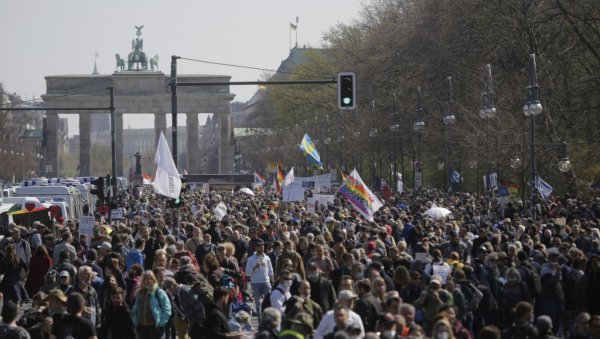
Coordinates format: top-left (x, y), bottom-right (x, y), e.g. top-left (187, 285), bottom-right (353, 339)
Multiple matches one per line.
top-left (41, 27), bottom-right (235, 177)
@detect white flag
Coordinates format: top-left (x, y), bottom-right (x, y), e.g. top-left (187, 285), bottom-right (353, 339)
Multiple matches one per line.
top-left (535, 175), bottom-right (553, 199)
top-left (284, 167), bottom-right (295, 186)
top-left (152, 132), bottom-right (181, 199)
top-left (213, 202), bottom-right (227, 221)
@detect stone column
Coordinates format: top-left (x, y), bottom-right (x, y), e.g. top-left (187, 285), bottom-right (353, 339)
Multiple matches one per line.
top-left (44, 112), bottom-right (60, 178)
top-left (154, 112), bottom-right (167, 149)
top-left (218, 113), bottom-right (234, 174)
top-left (186, 113), bottom-right (199, 173)
top-left (116, 113), bottom-right (124, 176)
top-left (79, 113), bottom-right (91, 176)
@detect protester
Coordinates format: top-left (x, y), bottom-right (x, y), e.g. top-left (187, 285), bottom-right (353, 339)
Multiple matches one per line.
top-left (1, 177), bottom-right (598, 339)
top-left (131, 270), bottom-right (172, 339)
top-left (0, 299), bottom-right (31, 338)
top-left (50, 292), bottom-right (97, 339)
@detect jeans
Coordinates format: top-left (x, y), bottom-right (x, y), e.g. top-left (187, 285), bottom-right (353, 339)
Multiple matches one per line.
top-left (137, 324), bottom-right (165, 339)
top-left (251, 282), bottom-right (271, 317)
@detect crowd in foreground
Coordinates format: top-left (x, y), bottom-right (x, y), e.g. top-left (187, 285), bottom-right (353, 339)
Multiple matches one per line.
top-left (0, 184), bottom-right (599, 339)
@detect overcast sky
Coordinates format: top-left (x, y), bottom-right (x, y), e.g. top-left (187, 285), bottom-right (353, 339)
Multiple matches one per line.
top-left (0, 0), bottom-right (363, 135)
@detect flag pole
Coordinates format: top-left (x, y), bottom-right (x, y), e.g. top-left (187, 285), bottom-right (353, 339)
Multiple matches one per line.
top-left (295, 16), bottom-right (299, 48)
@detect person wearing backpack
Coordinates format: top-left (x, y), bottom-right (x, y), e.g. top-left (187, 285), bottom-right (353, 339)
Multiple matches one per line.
top-left (500, 268), bottom-right (532, 329)
top-left (131, 270), bottom-right (172, 339)
top-left (163, 278), bottom-right (205, 339)
top-left (244, 238), bottom-right (273, 318)
top-left (268, 270), bottom-right (292, 313)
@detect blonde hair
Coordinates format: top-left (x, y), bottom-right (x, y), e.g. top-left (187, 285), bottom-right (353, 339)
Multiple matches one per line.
top-left (223, 242), bottom-right (236, 257)
top-left (137, 270), bottom-right (159, 295)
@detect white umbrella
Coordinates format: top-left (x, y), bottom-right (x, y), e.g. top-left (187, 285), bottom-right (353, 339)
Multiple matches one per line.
top-left (238, 187), bottom-right (255, 196)
top-left (423, 206), bottom-right (452, 218)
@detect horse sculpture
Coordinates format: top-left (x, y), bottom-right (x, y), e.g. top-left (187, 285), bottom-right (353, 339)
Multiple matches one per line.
top-left (115, 54), bottom-right (125, 72)
top-left (149, 54), bottom-right (159, 71)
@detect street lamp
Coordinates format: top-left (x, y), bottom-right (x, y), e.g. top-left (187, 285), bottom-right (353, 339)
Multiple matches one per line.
top-left (558, 142), bottom-right (572, 173)
top-left (414, 87), bottom-right (425, 191)
top-left (524, 53), bottom-right (543, 217)
top-left (480, 64), bottom-right (497, 200)
top-left (443, 76), bottom-right (456, 192)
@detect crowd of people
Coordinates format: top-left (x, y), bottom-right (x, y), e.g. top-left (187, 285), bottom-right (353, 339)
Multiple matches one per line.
top-left (0, 183), bottom-right (599, 339)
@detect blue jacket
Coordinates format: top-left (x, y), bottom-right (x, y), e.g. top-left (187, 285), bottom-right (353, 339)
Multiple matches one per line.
top-left (132, 287), bottom-right (172, 327)
top-left (126, 248), bottom-right (144, 271)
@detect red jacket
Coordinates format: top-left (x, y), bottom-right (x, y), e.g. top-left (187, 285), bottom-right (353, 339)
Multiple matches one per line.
top-left (26, 255), bottom-right (53, 295)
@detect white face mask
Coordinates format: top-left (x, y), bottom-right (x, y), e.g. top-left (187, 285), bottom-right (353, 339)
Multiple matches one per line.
top-left (436, 331), bottom-right (450, 339)
top-left (282, 280), bottom-right (292, 288)
top-left (383, 330), bottom-right (396, 338)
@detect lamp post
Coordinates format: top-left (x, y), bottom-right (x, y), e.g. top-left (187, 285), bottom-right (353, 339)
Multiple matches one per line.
top-left (480, 64), bottom-right (497, 200)
top-left (390, 91), bottom-right (400, 191)
top-left (443, 76), bottom-right (456, 192)
top-left (523, 53), bottom-right (544, 217)
top-left (414, 87), bottom-right (425, 191)
top-left (369, 101), bottom-right (378, 188)
top-left (324, 114), bottom-right (331, 173)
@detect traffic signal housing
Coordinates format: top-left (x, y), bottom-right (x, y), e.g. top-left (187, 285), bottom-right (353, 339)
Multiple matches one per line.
top-left (338, 72), bottom-right (356, 110)
top-left (90, 177), bottom-right (106, 201)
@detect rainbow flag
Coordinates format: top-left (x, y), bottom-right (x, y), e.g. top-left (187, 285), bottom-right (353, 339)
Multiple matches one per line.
top-left (340, 170), bottom-right (350, 183)
top-left (338, 169), bottom-right (383, 221)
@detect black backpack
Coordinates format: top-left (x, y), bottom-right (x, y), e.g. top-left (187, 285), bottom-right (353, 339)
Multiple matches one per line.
top-left (261, 287), bottom-right (285, 311)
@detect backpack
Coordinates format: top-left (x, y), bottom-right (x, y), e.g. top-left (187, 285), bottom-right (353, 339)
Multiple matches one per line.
top-left (518, 265), bottom-right (542, 295)
top-left (261, 287), bottom-right (285, 311)
top-left (44, 268), bottom-right (60, 291)
top-left (220, 274), bottom-right (235, 289)
top-left (191, 279), bottom-right (214, 306)
top-left (460, 281), bottom-right (483, 312)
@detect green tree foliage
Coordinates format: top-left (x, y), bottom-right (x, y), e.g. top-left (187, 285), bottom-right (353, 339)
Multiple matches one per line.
top-left (262, 0), bottom-right (600, 194)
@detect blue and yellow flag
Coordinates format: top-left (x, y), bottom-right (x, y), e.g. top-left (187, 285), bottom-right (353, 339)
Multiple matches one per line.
top-left (298, 133), bottom-right (323, 169)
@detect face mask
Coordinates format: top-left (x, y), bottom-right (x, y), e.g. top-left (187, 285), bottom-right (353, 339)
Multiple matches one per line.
top-left (308, 273), bottom-right (320, 282)
top-left (144, 283), bottom-right (154, 290)
top-left (282, 280), bottom-right (292, 288)
top-left (436, 331), bottom-right (450, 339)
top-left (383, 330), bottom-right (396, 338)
top-left (508, 277), bottom-right (519, 284)
top-left (80, 280), bottom-right (90, 286)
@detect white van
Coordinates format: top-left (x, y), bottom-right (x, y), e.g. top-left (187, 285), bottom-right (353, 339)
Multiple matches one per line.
top-left (14, 185), bottom-right (82, 220)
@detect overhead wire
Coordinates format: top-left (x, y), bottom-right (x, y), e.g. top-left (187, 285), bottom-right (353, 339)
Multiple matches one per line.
top-left (179, 57), bottom-right (330, 79)
top-left (0, 87), bottom-right (110, 107)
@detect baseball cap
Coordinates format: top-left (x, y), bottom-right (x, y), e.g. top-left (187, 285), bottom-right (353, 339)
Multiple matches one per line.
top-left (99, 242), bottom-right (112, 250)
top-left (380, 312), bottom-right (396, 325)
top-left (547, 247), bottom-right (560, 257)
top-left (338, 290), bottom-right (358, 301)
top-left (430, 274), bottom-right (443, 285)
top-left (59, 271), bottom-right (70, 278)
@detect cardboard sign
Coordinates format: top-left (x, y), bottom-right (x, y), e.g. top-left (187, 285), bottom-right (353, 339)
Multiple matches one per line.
top-left (78, 216), bottom-right (95, 245)
top-left (110, 208), bottom-right (124, 220)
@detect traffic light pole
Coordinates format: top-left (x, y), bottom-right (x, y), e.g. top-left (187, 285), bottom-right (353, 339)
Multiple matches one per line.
top-left (109, 87), bottom-right (117, 202)
top-left (171, 56), bottom-right (180, 237)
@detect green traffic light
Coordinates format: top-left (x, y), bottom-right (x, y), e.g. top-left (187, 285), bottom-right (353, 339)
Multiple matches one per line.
top-left (343, 97), bottom-right (352, 105)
